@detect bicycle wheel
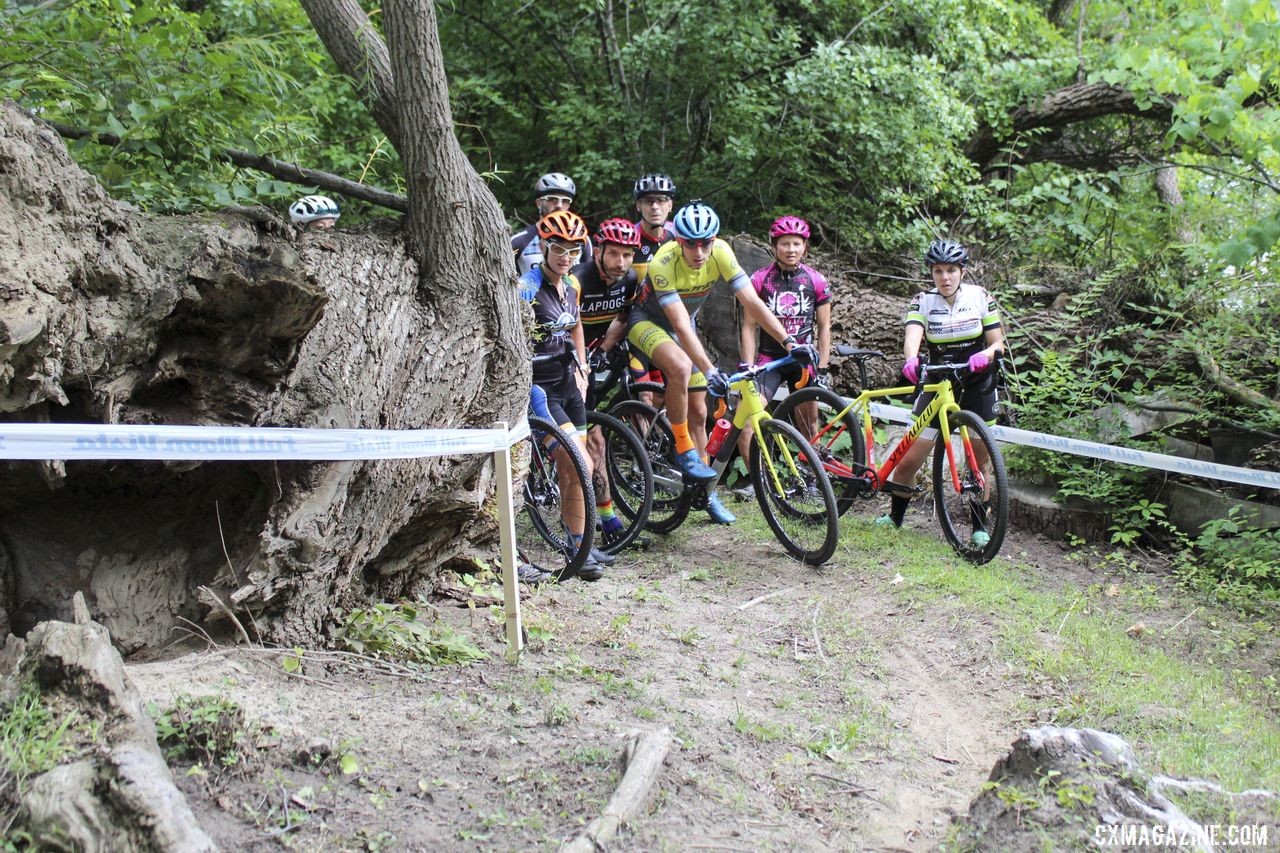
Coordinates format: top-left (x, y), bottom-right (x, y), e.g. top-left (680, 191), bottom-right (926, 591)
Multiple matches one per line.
top-left (749, 418), bottom-right (840, 565)
top-left (931, 410), bottom-right (1009, 564)
top-left (518, 416), bottom-right (596, 575)
top-left (772, 386), bottom-right (866, 516)
top-left (586, 410), bottom-right (653, 553)
top-left (608, 400), bottom-right (692, 534)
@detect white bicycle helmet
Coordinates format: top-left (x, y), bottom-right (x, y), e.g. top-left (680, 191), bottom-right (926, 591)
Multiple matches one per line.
top-left (289, 195), bottom-right (340, 224)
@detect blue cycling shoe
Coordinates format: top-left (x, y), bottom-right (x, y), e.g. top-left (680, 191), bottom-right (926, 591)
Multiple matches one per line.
top-left (706, 491), bottom-right (736, 525)
top-left (674, 449), bottom-right (717, 483)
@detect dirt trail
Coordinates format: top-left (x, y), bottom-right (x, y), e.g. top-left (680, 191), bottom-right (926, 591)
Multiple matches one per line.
top-left (124, 515), bottom-right (1092, 851)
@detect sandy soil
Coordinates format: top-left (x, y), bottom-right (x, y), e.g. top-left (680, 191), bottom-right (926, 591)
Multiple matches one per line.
top-left (124, 500), bottom-right (1267, 852)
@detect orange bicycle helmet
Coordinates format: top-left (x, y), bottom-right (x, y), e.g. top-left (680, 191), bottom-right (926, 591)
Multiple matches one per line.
top-left (536, 210), bottom-right (588, 243)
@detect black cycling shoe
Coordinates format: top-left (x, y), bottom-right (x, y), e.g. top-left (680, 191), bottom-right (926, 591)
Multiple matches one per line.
top-left (556, 556), bottom-right (605, 582)
top-left (588, 547), bottom-right (616, 565)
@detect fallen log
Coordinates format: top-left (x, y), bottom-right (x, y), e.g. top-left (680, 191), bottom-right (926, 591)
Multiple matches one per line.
top-left (560, 727), bottom-right (674, 853)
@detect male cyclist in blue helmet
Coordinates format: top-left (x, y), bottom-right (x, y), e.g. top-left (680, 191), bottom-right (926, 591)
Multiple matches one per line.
top-left (627, 200), bottom-right (816, 525)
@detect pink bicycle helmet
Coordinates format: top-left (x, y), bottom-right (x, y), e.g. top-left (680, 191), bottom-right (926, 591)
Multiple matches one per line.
top-left (769, 215), bottom-right (811, 241)
top-left (595, 217), bottom-right (641, 248)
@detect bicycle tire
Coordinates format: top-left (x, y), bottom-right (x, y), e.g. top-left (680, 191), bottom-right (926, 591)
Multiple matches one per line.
top-left (771, 386), bottom-right (867, 516)
top-left (519, 415), bottom-right (596, 575)
top-left (931, 410), bottom-right (1008, 564)
top-left (750, 418), bottom-right (840, 565)
top-left (586, 410), bottom-right (654, 553)
top-left (608, 400), bottom-right (692, 534)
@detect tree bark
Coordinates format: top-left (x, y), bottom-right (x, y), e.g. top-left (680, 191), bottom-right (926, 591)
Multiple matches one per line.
top-left (0, 75), bottom-right (520, 647)
top-left (967, 81), bottom-right (1174, 167)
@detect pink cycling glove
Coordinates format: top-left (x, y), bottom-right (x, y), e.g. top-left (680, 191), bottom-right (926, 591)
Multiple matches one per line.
top-left (967, 352), bottom-right (991, 374)
top-left (902, 356), bottom-right (921, 384)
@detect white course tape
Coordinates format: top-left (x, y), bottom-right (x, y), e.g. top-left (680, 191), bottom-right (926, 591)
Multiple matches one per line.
top-left (0, 418), bottom-right (532, 462)
top-left (866, 402), bottom-right (1280, 491)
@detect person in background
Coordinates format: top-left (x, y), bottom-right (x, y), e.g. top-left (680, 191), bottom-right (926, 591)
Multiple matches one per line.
top-left (512, 173), bottom-right (593, 276)
top-left (289, 195), bottom-right (340, 230)
top-left (628, 173), bottom-right (679, 406)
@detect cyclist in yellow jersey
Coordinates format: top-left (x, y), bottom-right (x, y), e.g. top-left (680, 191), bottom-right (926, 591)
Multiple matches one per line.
top-left (627, 201), bottom-right (816, 524)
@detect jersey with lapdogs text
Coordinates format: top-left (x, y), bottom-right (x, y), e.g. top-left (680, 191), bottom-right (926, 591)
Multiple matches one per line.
top-left (571, 258), bottom-right (637, 345)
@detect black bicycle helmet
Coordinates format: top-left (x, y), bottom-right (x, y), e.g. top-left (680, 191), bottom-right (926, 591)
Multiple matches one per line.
top-left (633, 172), bottom-right (677, 199)
top-left (924, 239), bottom-right (969, 267)
top-left (533, 172), bottom-right (577, 199)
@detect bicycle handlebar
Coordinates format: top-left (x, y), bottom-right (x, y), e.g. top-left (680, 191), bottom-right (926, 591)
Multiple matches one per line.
top-left (707, 353), bottom-right (801, 399)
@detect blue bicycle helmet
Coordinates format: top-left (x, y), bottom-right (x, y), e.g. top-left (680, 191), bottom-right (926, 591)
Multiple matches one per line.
top-left (672, 201), bottom-right (720, 240)
top-left (925, 239), bottom-right (969, 267)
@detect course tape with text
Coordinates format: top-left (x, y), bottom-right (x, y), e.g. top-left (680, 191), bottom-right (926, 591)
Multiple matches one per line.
top-left (867, 402), bottom-right (1280, 491)
top-left (0, 419), bottom-right (532, 462)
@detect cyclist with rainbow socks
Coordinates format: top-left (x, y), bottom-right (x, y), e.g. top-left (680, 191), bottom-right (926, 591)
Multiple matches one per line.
top-left (627, 200), bottom-right (816, 525)
top-left (877, 238), bottom-right (1005, 545)
top-left (572, 217), bottom-right (644, 546)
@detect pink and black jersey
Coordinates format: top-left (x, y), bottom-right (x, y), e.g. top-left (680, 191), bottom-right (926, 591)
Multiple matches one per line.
top-left (750, 262), bottom-right (831, 357)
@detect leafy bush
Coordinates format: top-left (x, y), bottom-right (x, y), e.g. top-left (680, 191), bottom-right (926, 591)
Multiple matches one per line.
top-left (149, 694), bottom-right (259, 778)
top-left (335, 601), bottom-right (488, 666)
top-left (1174, 507), bottom-right (1280, 605)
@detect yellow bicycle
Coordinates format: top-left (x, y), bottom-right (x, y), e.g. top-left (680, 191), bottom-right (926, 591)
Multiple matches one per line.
top-left (773, 358), bottom-right (1009, 564)
top-left (618, 355), bottom-right (840, 565)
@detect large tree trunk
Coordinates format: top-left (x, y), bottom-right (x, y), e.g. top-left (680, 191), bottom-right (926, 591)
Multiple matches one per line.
top-left (0, 93), bottom-right (523, 649)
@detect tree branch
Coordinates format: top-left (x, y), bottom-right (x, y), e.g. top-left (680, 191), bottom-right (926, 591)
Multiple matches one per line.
top-left (299, 0), bottom-right (401, 150)
top-left (38, 116), bottom-right (407, 212)
top-left (967, 81), bottom-right (1174, 166)
top-left (1195, 345), bottom-right (1280, 418)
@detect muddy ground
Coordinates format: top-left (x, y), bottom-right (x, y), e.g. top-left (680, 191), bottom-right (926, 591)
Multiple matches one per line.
top-left (126, 496), bottom-right (1279, 852)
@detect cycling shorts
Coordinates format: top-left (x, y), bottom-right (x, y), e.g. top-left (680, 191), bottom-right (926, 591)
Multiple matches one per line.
top-left (910, 369), bottom-right (997, 440)
top-left (627, 320), bottom-right (707, 390)
top-left (531, 373), bottom-right (587, 435)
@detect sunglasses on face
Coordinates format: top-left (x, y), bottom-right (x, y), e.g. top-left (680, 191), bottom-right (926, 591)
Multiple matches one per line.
top-left (540, 195), bottom-right (573, 205)
top-left (679, 237), bottom-right (715, 249)
top-left (639, 195), bottom-right (672, 206)
top-left (545, 242), bottom-right (584, 258)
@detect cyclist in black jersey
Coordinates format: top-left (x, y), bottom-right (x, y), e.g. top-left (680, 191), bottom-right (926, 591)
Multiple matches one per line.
top-left (878, 239), bottom-right (1006, 545)
top-left (630, 173), bottom-right (677, 405)
top-left (512, 172), bottom-right (593, 276)
top-left (573, 217), bottom-right (640, 353)
top-left (519, 209), bottom-right (613, 579)
top-left (572, 217), bottom-right (642, 545)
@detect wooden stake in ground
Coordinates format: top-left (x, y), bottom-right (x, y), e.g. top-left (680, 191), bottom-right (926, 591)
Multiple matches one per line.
top-left (560, 728), bottom-right (674, 852)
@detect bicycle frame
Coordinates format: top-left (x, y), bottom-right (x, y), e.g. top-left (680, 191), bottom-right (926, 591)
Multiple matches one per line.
top-left (707, 356), bottom-right (810, 493)
top-left (812, 365), bottom-right (987, 496)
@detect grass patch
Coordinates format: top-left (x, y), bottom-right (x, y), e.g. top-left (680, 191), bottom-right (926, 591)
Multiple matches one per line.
top-left (1, 679), bottom-right (98, 849)
top-left (877, 531), bottom-right (1280, 790)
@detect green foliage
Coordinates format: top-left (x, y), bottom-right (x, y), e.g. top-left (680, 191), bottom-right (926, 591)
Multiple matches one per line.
top-left (2, 0), bottom-right (393, 212)
top-left (149, 693), bottom-right (258, 777)
top-left (1174, 507), bottom-right (1280, 605)
top-left (335, 600), bottom-right (489, 666)
top-left (0, 680), bottom-right (83, 777)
